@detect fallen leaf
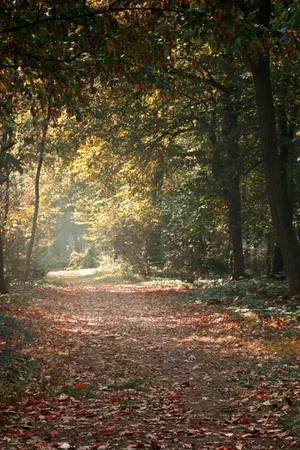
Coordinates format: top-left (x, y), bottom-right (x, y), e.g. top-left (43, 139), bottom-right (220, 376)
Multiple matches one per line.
top-left (48, 431), bottom-right (57, 439)
top-left (240, 417), bottom-right (250, 424)
top-left (75, 382), bottom-right (86, 389)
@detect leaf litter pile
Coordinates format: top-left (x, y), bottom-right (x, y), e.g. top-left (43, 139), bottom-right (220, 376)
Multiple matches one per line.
top-left (0, 274), bottom-right (300, 449)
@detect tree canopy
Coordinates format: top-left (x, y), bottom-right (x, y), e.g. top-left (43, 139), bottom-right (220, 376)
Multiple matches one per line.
top-left (0, 0), bottom-right (300, 293)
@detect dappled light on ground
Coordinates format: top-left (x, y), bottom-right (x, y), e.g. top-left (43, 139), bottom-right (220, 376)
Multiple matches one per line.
top-left (48, 268), bottom-right (100, 278)
top-left (0, 273), bottom-right (299, 449)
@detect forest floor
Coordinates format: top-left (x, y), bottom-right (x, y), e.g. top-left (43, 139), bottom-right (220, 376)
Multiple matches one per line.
top-left (0, 270), bottom-right (300, 450)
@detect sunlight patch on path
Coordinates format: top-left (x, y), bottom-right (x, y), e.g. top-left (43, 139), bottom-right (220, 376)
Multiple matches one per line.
top-left (47, 268), bottom-right (99, 278)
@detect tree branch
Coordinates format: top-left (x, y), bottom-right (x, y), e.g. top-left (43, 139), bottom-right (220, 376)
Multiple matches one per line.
top-left (242, 160), bottom-right (262, 178)
top-left (148, 117), bottom-right (209, 150)
top-left (170, 68), bottom-right (230, 94)
top-left (0, 6), bottom-right (189, 35)
top-left (9, 47), bottom-right (88, 64)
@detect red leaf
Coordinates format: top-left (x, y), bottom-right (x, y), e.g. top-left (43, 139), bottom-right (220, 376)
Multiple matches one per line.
top-left (111, 397), bottom-right (120, 403)
top-left (75, 382), bottom-right (86, 389)
top-left (170, 392), bottom-right (180, 401)
top-left (48, 431), bottom-right (57, 439)
top-left (15, 430), bottom-right (26, 437)
top-left (250, 390), bottom-right (269, 399)
top-left (129, 443), bottom-right (144, 448)
top-left (240, 417), bottom-right (250, 424)
top-left (25, 396), bottom-right (44, 406)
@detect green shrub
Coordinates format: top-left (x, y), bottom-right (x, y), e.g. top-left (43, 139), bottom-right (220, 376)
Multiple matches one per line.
top-left (69, 248), bottom-right (97, 269)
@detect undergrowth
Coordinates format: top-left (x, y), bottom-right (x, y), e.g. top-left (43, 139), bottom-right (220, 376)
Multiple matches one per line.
top-left (0, 288), bottom-right (35, 402)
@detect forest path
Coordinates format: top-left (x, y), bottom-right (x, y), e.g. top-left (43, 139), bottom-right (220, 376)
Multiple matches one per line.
top-left (1, 273), bottom-right (295, 449)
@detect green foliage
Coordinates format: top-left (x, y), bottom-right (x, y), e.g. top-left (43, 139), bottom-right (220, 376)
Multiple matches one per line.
top-left (180, 278), bottom-right (291, 307)
top-left (280, 410), bottom-right (300, 436)
top-left (61, 384), bottom-right (98, 399)
top-left (69, 248), bottom-right (97, 270)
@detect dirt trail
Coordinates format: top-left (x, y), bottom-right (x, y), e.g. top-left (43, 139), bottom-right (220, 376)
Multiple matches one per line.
top-left (0, 275), bottom-right (296, 449)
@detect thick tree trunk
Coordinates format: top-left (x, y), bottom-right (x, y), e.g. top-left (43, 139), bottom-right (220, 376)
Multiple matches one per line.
top-left (23, 115), bottom-right (50, 282)
top-left (250, 52), bottom-right (300, 293)
top-left (272, 243), bottom-right (284, 276)
top-left (266, 89), bottom-right (297, 278)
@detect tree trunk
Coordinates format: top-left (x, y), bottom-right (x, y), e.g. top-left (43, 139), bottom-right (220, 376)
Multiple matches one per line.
top-left (0, 229), bottom-right (8, 294)
top-left (267, 87), bottom-right (297, 278)
top-left (226, 179), bottom-right (245, 279)
top-left (73, 222), bottom-right (81, 253)
top-left (250, 6), bottom-right (300, 293)
top-left (223, 91), bottom-right (245, 279)
top-left (210, 82), bottom-right (245, 280)
top-left (272, 242), bottom-right (284, 276)
top-left (23, 115), bottom-right (50, 282)
top-left (2, 176), bottom-right (9, 239)
top-left (146, 165), bottom-right (164, 267)
top-left (267, 107), bottom-right (290, 278)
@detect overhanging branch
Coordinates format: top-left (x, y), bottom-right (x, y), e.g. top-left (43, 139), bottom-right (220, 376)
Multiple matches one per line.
top-left (0, 5), bottom-right (190, 36)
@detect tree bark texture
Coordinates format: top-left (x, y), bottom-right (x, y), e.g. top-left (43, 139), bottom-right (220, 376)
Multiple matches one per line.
top-left (272, 242), bottom-right (284, 276)
top-left (249, 0), bottom-right (300, 294)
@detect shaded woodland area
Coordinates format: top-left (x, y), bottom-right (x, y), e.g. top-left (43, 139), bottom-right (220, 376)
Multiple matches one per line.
top-left (0, 0), bottom-right (300, 291)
